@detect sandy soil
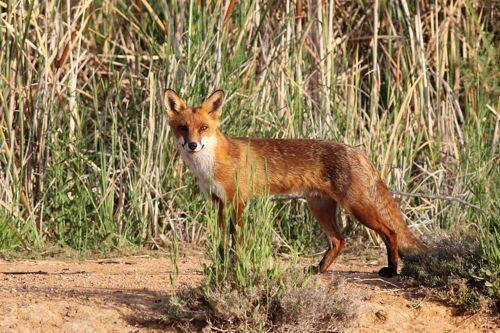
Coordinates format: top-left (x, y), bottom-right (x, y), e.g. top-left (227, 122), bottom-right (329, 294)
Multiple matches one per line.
top-left (0, 250), bottom-right (497, 333)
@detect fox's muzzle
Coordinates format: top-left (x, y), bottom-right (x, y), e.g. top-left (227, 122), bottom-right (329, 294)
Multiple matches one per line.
top-left (185, 141), bottom-right (204, 152)
top-left (175, 134), bottom-right (212, 153)
top-left (180, 138), bottom-right (203, 153)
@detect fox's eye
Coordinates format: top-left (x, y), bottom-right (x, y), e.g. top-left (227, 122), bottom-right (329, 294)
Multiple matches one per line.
top-left (177, 125), bottom-right (188, 132)
top-left (200, 125), bottom-right (208, 132)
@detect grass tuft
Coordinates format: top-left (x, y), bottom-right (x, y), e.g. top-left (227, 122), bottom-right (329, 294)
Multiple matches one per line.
top-left (271, 276), bottom-right (357, 332)
top-left (402, 235), bottom-right (499, 314)
top-left (162, 273), bottom-right (356, 332)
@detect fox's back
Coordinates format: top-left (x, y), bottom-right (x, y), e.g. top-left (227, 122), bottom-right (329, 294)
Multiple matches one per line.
top-left (232, 137), bottom-right (349, 172)
top-left (217, 137), bottom-right (377, 198)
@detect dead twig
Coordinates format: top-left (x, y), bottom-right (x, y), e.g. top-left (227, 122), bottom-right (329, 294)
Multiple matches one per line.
top-left (346, 277), bottom-right (401, 288)
top-left (270, 190), bottom-right (482, 211)
top-left (392, 191), bottom-right (482, 211)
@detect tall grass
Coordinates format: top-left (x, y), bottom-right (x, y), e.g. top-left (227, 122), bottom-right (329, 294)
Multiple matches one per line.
top-left (0, 0), bottom-right (497, 272)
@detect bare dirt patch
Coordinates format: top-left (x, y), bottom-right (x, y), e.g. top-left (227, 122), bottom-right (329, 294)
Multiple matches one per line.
top-left (0, 251), bottom-right (497, 332)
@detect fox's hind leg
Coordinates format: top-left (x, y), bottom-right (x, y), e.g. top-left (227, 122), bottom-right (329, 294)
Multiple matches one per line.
top-left (306, 195), bottom-right (345, 273)
top-left (348, 204), bottom-right (398, 277)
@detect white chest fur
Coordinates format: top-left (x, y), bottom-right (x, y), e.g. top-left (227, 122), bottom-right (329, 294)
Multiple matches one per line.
top-left (177, 135), bottom-right (227, 202)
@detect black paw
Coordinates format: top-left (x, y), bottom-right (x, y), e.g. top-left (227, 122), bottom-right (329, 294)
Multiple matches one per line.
top-left (304, 265), bottom-right (322, 275)
top-left (378, 266), bottom-right (397, 278)
top-left (217, 245), bottom-right (226, 260)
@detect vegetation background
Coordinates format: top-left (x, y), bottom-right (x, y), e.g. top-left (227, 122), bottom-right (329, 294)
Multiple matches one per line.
top-left (0, 0), bottom-right (498, 312)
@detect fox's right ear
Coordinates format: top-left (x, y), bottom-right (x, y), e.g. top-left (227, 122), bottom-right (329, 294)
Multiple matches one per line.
top-left (164, 89), bottom-right (186, 118)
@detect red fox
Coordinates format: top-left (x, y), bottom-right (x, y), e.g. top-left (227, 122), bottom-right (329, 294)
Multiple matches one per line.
top-left (165, 89), bottom-right (428, 277)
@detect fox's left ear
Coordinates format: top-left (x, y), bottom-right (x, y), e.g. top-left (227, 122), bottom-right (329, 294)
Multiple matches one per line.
top-left (201, 90), bottom-right (225, 119)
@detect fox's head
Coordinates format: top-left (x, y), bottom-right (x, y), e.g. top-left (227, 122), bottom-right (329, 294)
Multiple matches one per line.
top-left (165, 89), bottom-right (224, 153)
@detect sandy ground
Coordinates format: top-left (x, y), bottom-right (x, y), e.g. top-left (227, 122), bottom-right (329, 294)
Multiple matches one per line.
top-left (0, 250), bottom-right (497, 333)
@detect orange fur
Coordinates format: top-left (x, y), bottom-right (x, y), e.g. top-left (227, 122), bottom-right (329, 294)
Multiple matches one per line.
top-left (166, 89), bottom-right (428, 277)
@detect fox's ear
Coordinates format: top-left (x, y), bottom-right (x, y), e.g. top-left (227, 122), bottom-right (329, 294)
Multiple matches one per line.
top-left (164, 89), bottom-right (186, 118)
top-left (201, 90), bottom-right (225, 119)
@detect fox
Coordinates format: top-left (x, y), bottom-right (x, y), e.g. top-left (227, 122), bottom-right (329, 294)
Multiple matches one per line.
top-left (165, 89), bottom-right (428, 277)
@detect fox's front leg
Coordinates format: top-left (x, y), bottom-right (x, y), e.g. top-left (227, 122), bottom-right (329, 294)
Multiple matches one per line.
top-left (230, 200), bottom-right (246, 246)
top-left (214, 196), bottom-right (229, 259)
top-left (214, 196), bottom-right (246, 258)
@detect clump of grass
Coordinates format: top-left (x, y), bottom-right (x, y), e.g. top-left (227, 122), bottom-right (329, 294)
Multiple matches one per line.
top-left (163, 273), bottom-right (356, 332)
top-left (401, 235), bottom-right (499, 314)
top-left (271, 276), bottom-right (356, 332)
top-left (163, 194), bottom-right (356, 331)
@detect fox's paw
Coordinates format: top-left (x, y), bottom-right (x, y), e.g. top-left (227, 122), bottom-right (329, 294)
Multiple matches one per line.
top-left (304, 265), bottom-right (321, 275)
top-left (378, 267), bottom-right (397, 278)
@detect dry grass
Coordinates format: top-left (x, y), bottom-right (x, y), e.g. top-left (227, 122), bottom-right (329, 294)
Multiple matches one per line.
top-left (271, 277), bottom-right (356, 332)
top-left (162, 274), bottom-right (356, 332)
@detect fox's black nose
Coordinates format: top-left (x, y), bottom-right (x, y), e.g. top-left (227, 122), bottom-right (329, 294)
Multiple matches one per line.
top-left (188, 142), bottom-right (198, 151)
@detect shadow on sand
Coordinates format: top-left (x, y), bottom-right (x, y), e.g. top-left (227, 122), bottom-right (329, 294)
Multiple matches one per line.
top-left (4, 264), bottom-right (427, 330)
